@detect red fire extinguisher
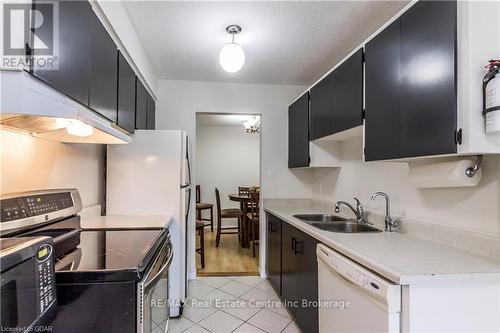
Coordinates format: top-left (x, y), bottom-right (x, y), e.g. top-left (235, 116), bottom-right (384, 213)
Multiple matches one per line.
top-left (483, 59), bottom-right (500, 133)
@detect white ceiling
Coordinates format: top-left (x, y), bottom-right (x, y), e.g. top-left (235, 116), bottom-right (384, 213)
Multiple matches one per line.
top-left (196, 114), bottom-right (259, 127)
top-left (123, 1), bottom-right (408, 85)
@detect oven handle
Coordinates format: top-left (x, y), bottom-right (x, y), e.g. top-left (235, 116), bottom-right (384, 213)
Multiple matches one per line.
top-left (55, 248), bottom-right (82, 271)
top-left (145, 239), bottom-right (173, 290)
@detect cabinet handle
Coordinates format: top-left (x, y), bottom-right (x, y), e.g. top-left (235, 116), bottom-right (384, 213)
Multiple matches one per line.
top-left (294, 239), bottom-right (303, 255)
top-left (269, 221), bottom-right (274, 233)
top-left (291, 237), bottom-right (295, 251)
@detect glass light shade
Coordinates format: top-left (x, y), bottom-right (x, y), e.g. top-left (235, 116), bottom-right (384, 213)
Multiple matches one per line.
top-left (219, 43), bottom-right (245, 73)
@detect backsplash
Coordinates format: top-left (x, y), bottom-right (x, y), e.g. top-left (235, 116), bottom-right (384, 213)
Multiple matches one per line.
top-left (0, 130), bottom-right (105, 208)
top-left (310, 137), bottom-right (500, 237)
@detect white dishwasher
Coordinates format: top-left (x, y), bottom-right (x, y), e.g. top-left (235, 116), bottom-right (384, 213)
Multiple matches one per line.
top-left (317, 244), bottom-right (401, 333)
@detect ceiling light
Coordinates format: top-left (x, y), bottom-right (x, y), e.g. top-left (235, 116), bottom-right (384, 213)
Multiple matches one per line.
top-left (219, 25), bottom-right (245, 73)
top-left (243, 116), bottom-right (260, 134)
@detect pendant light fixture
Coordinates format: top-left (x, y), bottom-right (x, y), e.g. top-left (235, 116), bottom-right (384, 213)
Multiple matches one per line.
top-left (219, 25), bottom-right (245, 73)
top-left (243, 116), bottom-right (260, 134)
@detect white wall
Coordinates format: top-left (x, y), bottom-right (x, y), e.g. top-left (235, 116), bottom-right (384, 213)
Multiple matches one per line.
top-left (157, 79), bottom-right (310, 199)
top-left (196, 124), bottom-right (260, 226)
top-left (311, 136), bottom-right (500, 236)
top-left (156, 79), bottom-right (309, 277)
top-left (0, 130), bottom-right (105, 208)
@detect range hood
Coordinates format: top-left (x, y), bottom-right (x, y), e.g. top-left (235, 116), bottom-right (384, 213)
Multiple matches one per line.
top-left (0, 70), bottom-right (131, 144)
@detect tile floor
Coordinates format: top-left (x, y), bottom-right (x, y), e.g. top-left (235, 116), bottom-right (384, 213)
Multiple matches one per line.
top-left (168, 276), bottom-right (302, 333)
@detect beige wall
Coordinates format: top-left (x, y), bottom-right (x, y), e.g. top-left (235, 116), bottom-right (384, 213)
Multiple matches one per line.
top-left (196, 124), bottom-right (260, 226)
top-left (0, 130), bottom-right (105, 208)
top-left (311, 137), bottom-right (500, 236)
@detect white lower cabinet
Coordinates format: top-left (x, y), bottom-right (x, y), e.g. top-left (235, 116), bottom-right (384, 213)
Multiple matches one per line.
top-left (401, 276), bottom-right (500, 332)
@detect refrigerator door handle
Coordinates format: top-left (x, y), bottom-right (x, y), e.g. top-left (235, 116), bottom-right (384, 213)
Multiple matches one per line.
top-left (185, 188), bottom-right (191, 218)
top-left (185, 135), bottom-right (192, 187)
top-left (186, 154), bottom-right (191, 187)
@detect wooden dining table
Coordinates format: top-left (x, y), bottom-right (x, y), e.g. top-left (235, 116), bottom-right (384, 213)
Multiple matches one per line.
top-left (228, 193), bottom-right (252, 248)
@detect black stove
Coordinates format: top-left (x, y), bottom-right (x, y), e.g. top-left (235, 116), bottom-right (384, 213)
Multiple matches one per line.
top-left (55, 229), bottom-right (167, 283)
top-left (1, 189), bottom-right (172, 333)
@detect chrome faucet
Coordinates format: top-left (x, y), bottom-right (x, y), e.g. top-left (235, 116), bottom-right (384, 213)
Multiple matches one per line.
top-left (334, 198), bottom-right (366, 224)
top-left (371, 192), bottom-right (399, 232)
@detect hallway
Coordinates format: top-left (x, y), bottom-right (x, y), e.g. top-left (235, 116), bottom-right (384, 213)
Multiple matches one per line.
top-left (196, 229), bottom-right (259, 276)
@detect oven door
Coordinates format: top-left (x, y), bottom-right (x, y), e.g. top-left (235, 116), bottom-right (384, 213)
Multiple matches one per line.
top-left (137, 237), bottom-right (173, 333)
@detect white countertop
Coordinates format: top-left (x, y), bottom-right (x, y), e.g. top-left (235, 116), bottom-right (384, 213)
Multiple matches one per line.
top-left (81, 215), bottom-right (172, 230)
top-left (265, 204), bottom-right (500, 284)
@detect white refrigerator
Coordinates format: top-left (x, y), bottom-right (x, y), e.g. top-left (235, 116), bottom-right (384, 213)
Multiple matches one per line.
top-left (106, 130), bottom-right (191, 317)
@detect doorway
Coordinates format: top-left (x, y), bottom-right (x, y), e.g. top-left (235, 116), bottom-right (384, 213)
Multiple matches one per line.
top-left (194, 113), bottom-right (261, 276)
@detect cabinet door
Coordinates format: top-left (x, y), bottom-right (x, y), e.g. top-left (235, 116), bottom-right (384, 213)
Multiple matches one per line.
top-left (117, 51), bottom-right (136, 134)
top-left (281, 222), bottom-right (299, 306)
top-left (331, 49), bottom-right (364, 134)
top-left (146, 94), bottom-right (156, 130)
top-left (311, 49), bottom-right (363, 140)
top-left (266, 213), bottom-right (282, 295)
top-left (309, 75), bottom-right (332, 140)
top-left (89, 12), bottom-right (118, 122)
top-left (400, 0), bottom-right (457, 157)
top-left (288, 92), bottom-right (309, 168)
top-left (135, 78), bottom-right (148, 130)
top-left (32, 0), bottom-right (92, 106)
top-left (365, 19), bottom-right (402, 161)
top-left (294, 229), bottom-right (319, 333)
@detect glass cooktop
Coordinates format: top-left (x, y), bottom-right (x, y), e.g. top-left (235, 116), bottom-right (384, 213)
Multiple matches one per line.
top-left (55, 229), bottom-right (164, 272)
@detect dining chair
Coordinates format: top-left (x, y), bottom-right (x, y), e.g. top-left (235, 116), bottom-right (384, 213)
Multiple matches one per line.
top-left (238, 186), bottom-right (251, 211)
top-left (238, 186), bottom-right (251, 195)
top-left (195, 185), bottom-right (214, 232)
top-left (247, 190), bottom-right (260, 257)
top-left (195, 220), bottom-right (205, 268)
top-left (215, 188), bottom-right (243, 247)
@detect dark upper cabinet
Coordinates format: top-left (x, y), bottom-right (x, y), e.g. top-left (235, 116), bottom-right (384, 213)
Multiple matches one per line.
top-left (135, 78), bottom-right (148, 130)
top-left (32, 0), bottom-right (124, 125)
top-left (32, 0), bottom-right (92, 106)
top-left (365, 19), bottom-right (402, 161)
top-left (266, 213), bottom-right (281, 295)
top-left (288, 92), bottom-right (310, 168)
top-left (117, 51), bottom-right (136, 134)
top-left (89, 12), bottom-right (118, 122)
top-left (310, 75), bottom-right (332, 140)
top-left (330, 49), bottom-right (364, 134)
top-left (365, 0), bottom-right (457, 160)
top-left (399, 0), bottom-right (457, 157)
top-left (146, 94), bottom-right (156, 130)
top-left (310, 49), bottom-right (363, 141)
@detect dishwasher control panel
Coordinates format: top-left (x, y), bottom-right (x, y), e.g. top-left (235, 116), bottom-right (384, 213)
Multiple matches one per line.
top-left (328, 254), bottom-right (384, 295)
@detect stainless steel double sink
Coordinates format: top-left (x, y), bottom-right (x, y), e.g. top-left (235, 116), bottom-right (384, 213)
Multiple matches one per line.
top-left (293, 214), bottom-right (382, 233)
